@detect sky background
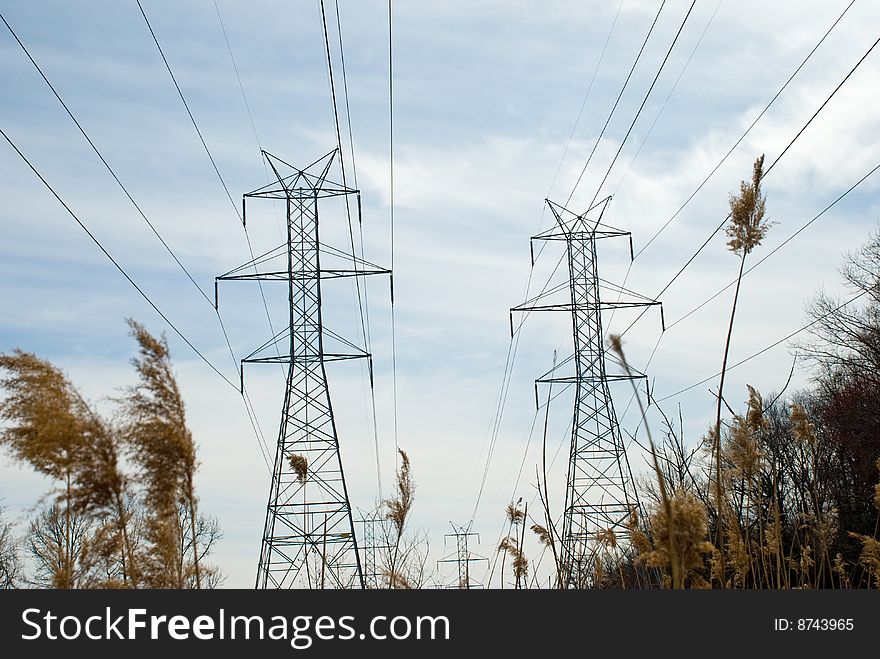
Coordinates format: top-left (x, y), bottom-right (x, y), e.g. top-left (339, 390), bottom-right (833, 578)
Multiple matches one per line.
top-left (2, 0), bottom-right (880, 588)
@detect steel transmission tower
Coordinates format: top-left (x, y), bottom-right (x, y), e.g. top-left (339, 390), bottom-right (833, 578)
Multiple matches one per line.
top-left (217, 149), bottom-right (390, 589)
top-left (357, 508), bottom-right (393, 589)
top-left (437, 523), bottom-right (487, 589)
top-left (511, 197), bottom-right (662, 588)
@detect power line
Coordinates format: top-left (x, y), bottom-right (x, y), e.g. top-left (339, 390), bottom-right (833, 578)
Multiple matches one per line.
top-left (388, 0), bottom-right (400, 460)
top-left (586, 0), bottom-right (696, 210)
top-left (604, 0), bottom-right (848, 337)
top-left (665, 23), bottom-right (880, 301)
top-left (320, 0), bottom-right (384, 499)
top-left (666, 159), bottom-right (880, 331)
top-left (566, 0), bottom-right (666, 206)
top-left (634, 0), bottom-right (856, 258)
top-left (615, 156), bottom-right (880, 427)
top-left (136, 0), bottom-right (239, 219)
top-left (546, 0), bottom-right (623, 201)
top-left (212, 0), bottom-right (261, 157)
top-left (208, 1), bottom-right (303, 472)
top-left (2, 11), bottom-right (273, 470)
top-left (213, 0), bottom-right (285, 245)
top-left (334, 0), bottom-right (359, 190)
top-left (610, 0), bottom-right (723, 199)
top-left (618, 25), bottom-right (880, 340)
top-left (468, 246), bottom-right (570, 522)
top-left (0, 11), bottom-right (212, 306)
top-left (333, 0), bottom-right (384, 502)
top-left (655, 287), bottom-right (871, 403)
top-left (0, 126), bottom-right (237, 391)
top-left (318, 0), bottom-right (370, 360)
top-left (138, 0), bottom-right (285, 386)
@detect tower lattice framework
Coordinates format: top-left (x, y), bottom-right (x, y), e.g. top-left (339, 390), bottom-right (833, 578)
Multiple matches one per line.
top-left (511, 197), bottom-right (662, 588)
top-left (218, 149), bottom-right (390, 589)
top-left (437, 523), bottom-right (486, 589)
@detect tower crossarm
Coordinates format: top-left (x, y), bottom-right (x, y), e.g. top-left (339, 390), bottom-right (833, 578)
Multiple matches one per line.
top-left (509, 299), bottom-right (661, 338)
top-left (217, 267), bottom-right (391, 283)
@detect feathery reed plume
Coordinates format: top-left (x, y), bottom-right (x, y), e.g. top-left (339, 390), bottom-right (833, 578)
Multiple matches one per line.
top-left (120, 319), bottom-right (203, 588)
top-left (385, 449), bottom-right (414, 537)
top-left (596, 527), bottom-right (617, 550)
top-left (833, 552), bottom-right (851, 589)
top-left (498, 536), bottom-right (528, 587)
top-left (506, 502), bottom-right (525, 526)
top-left (382, 568), bottom-right (413, 589)
top-left (0, 350), bottom-right (122, 587)
top-left (0, 349), bottom-right (89, 481)
top-left (531, 523), bottom-right (552, 547)
top-left (847, 461), bottom-right (880, 587)
top-left (383, 449), bottom-right (415, 587)
top-left (726, 155), bottom-right (771, 255)
top-left (789, 403), bottom-right (816, 447)
top-left (289, 454), bottom-right (309, 483)
top-left (638, 491), bottom-right (714, 588)
top-left (626, 508), bottom-right (653, 558)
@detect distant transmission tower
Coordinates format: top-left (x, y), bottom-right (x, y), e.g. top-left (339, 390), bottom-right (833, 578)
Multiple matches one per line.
top-left (511, 197), bottom-right (662, 588)
top-left (357, 508), bottom-right (393, 589)
top-left (217, 149), bottom-right (390, 589)
top-left (437, 523), bottom-right (487, 589)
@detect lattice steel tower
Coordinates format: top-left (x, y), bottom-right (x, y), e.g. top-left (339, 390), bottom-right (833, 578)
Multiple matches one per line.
top-left (511, 197), bottom-right (661, 588)
top-left (217, 149), bottom-right (390, 589)
top-left (356, 508), bottom-right (393, 589)
top-left (437, 523), bottom-right (487, 589)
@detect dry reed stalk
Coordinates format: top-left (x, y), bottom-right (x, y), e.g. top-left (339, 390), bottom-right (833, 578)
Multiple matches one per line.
top-left (712, 155), bottom-right (773, 584)
top-left (383, 448), bottom-right (414, 587)
top-left (608, 334), bottom-right (681, 588)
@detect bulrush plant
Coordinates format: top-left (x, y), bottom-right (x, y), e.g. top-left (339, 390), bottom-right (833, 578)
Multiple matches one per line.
top-left (120, 319), bottom-right (204, 588)
top-left (0, 319), bottom-right (220, 589)
top-left (631, 491), bottom-right (714, 588)
top-left (608, 334), bottom-right (681, 589)
top-left (498, 535), bottom-right (528, 589)
top-left (848, 460), bottom-right (880, 588)
top-left (498, 500), bottom-right (528, 589)
top-left (712, 155), bottom-right (773, 581)
top-left (383, 448), bottom-right (414, 588)
top-left (0, 350), bottom-right (136, 587)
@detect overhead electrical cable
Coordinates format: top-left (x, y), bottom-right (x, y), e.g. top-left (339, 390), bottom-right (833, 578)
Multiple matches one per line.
top-left (2, 11), bottom-right (272, 470)
top-left (566, 0), bottom-right (667, 206)
top-left (319, 0), bottom-right (383, 499)
top-left (634, 0), bottom-right (856, 259)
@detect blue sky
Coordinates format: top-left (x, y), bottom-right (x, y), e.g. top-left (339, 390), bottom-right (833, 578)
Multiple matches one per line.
top-left (2, 0), bottom-right (880, 588)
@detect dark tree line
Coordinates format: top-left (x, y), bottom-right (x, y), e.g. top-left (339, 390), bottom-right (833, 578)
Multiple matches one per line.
top-left (631, 228), bottom-right (880, 589)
